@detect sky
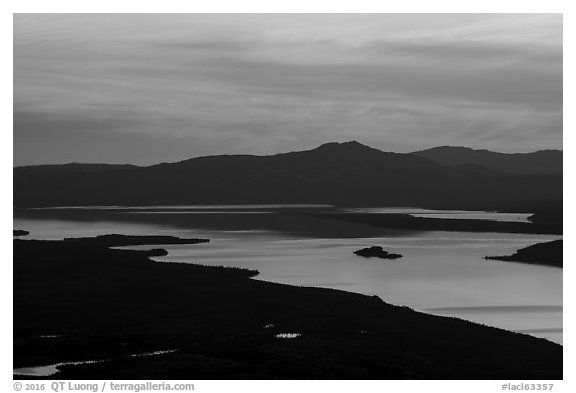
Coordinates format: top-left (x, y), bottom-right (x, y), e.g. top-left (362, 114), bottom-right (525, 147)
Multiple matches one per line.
top-left (13, 14), bottom-right (562, 166)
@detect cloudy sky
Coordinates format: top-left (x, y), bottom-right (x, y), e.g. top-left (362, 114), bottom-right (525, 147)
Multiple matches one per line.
top-left (14, 14), bottom-right (562, 166)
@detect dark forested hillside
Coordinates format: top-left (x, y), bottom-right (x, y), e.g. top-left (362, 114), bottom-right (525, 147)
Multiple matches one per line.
top-left (14, 141), bottom-right (562, 211)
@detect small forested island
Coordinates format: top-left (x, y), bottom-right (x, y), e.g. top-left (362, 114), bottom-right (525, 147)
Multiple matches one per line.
top-left (485, 240), bottom-right (562, 268)
top-left (13, 230), bottom-right (29, 237)
top-left (13, 234), bottom-right (561, 379)
top-left (354, 246), bottom-right (403, 259)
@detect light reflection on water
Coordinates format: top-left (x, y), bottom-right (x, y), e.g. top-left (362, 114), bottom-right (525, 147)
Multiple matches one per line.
top-left (13, 350), bottom-right (177, 377)
top-left (14, 208), bottom-right (562, 344)
top-left (343, 207), bottom-right (532, 223)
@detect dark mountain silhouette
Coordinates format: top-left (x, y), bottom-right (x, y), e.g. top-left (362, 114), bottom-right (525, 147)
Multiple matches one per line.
top-left (14, 141), bottom-right (561, 211)
top-left (411, 146), bottom-right (562, 174)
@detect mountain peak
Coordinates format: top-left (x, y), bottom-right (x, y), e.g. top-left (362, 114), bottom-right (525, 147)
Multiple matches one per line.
top-left (315, 141), bottom-right (376, 152)
top-left (422, 146), bottom-right (477, 152)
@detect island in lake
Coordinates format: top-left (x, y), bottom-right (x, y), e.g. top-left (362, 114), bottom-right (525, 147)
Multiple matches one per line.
top-left (354, 246), bottom-right (403, 259)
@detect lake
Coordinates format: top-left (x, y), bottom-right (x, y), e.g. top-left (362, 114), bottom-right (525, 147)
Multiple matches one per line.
top-left (13, 205), bottom-right (562, 344)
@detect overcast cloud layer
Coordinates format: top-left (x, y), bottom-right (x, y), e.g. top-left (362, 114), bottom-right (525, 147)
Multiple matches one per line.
top-left (14, 14), bottom-right (562, 166)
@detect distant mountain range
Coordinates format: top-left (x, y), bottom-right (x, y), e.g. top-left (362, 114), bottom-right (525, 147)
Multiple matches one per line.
top-left (412, 146), bottom-right (562, 174)
top-left (14, 141), bottom-right (562, 211)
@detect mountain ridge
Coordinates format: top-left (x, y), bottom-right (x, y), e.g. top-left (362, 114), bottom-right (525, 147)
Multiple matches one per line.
top-left (14, 141), bottom-right (562, 211)
top-left (411, 145), bottom-right (562, 174)
top-left (13, 141), bottom-right (560, 169)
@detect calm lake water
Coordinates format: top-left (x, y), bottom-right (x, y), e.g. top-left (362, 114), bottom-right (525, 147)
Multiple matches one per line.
top-left (14, 206), bottom-right (562, 344)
